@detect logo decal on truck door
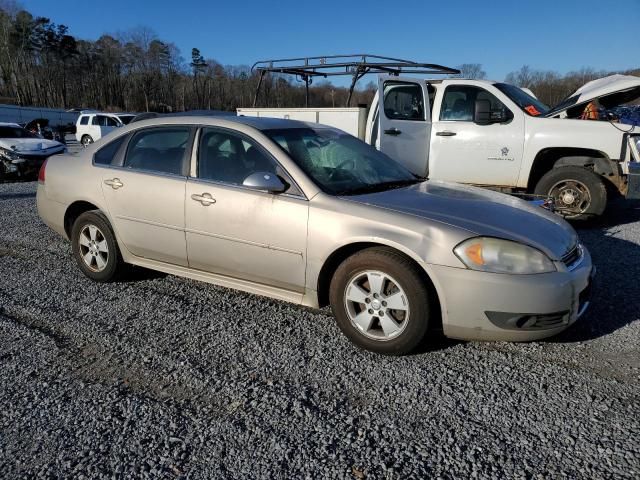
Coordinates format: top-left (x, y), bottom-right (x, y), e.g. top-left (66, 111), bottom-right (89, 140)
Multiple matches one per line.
top-left (488, 147), bottom-right (514, 161)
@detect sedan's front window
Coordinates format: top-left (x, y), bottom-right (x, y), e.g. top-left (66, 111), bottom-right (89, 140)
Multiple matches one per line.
top-left (264, 127), bottom-right (420, 195)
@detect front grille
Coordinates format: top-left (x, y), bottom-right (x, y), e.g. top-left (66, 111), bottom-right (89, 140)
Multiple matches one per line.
top-left (562, 244), bottom-right (583, 270)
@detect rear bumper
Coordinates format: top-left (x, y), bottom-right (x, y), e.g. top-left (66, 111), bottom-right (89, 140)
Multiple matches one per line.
top-left (429, 247), bottom-right (594, 342)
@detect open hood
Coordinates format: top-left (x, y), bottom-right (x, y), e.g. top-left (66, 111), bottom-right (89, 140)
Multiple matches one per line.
top-left (546, 74), bottom-right (640, 117)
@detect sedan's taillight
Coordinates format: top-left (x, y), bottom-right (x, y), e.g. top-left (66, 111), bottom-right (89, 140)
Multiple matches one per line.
top-left (38, 158), bottom-right (47, 183)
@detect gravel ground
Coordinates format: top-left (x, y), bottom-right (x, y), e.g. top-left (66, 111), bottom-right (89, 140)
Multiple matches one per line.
top-left (0, 181), bottom-right (638, 479)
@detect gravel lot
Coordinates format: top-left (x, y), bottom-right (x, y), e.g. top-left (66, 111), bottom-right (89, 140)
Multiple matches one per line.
top-left (0, 181), bottom-right (638, 479)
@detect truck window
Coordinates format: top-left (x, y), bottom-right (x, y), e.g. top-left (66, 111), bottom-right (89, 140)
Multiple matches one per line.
top-left (383, 82), bottom-right (425, 121)
top-left (440, 85), bottom-right (512, 122)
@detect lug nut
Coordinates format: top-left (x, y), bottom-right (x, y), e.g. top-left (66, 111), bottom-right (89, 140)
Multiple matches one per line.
top-left (365, 298), bottom-right (370, 304)
top-left (368, 309), bottom-right (373, 314)
top-left (382, 301), bottom-right (387, 307)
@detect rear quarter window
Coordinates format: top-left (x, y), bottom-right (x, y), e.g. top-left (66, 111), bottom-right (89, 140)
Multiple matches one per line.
top-left (94, 135), bottom-right (126, 165)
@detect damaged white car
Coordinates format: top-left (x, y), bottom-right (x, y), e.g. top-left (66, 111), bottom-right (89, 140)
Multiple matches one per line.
top-left (0, 122), bottom-right (66, 181)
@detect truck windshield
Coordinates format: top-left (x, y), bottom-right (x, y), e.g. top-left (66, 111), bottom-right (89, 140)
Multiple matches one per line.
top-left (264, 127), bottom-right (421, 196)
top-left (494, 83), bottom-right (550, 117)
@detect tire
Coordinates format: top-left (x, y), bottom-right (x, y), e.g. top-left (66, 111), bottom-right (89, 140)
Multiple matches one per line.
top-left (71, 211), bottom-right (125, 282)
top-left (329, 247), bottom-right (433, 355)
top-left (534, 166), bottom-right (607, 221)
top-left (81, 134), bottom-right (94, 146)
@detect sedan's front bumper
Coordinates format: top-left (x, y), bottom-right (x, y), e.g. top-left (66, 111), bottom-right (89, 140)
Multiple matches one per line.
top-left (1, 150), bottom-right (64, 179)
top-left (428, 246), bottom-right (594, 342)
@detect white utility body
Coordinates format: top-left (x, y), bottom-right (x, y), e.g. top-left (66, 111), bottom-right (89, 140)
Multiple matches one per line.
top-left (239, 74), bottom-right (640, 219)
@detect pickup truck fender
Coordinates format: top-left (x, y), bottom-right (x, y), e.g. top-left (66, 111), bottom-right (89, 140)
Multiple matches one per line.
top-left (518, 117), bottom-right (625, 190)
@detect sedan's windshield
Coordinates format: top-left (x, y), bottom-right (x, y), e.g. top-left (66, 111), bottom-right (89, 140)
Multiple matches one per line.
top-left (0, 126), bottom-right (39, 139)
top-left (494, 83), bottom-right (550, 117)
top-left (264, 127), bottom-right (421, 195)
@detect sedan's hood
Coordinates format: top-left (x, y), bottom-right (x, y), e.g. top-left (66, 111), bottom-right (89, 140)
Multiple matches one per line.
top-left (345, 181), bottom-right (578, 260)
top-left (0, 137), bottom-right (64, 155)
top-left (546, 74), bottom-right (640, 117)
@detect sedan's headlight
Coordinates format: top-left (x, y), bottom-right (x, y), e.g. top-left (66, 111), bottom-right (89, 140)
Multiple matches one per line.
top-left (0, 147), bottom-right (20, 162)
top-left (454, 237), bottom-right (556, 274)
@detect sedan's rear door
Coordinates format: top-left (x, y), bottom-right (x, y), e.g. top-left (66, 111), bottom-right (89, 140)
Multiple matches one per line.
top-left (100, 126), bottom-right (194, 266)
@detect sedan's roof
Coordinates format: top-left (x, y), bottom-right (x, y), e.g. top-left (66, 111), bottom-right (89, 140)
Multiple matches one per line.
top-left (131, 111), bottom-right (315, 131)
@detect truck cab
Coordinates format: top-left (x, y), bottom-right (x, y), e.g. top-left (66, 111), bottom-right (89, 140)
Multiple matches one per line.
top-left (366, 75), bottom-right (639, 219)
top-left (239, 55), bottom-right (639, 220)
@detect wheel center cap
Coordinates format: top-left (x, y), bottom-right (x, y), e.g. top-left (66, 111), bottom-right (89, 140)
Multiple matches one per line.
top-left (562, 192), bottom-right (575, 204)
top-left (371, 299), bottom-right (381, 310)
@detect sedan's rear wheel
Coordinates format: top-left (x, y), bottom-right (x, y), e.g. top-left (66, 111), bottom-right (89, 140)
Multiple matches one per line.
top-left (329, 247), bottom-right (432, 355)
top-left (71, 211), bottom-right (124, 282)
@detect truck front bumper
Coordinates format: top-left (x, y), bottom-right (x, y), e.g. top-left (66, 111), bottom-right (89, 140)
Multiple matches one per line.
top-left (429, 247), bottom-right (594, 342)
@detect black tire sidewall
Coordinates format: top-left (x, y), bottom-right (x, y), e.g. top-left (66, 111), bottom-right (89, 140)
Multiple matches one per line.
top-left (534, 166), bottom-right (607, 219)
top-left (71, 211), bottom-right (122, 282)
top-left (329, 248), bottom-right (431, 355)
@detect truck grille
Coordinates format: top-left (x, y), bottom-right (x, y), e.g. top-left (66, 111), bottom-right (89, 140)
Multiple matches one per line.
top-left (562, 244), bottom-right (583, 271)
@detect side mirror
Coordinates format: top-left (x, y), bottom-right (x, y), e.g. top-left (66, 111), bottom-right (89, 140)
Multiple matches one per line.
top-left (242, 171), bottom-right (287, 194)
top-left (474, 99), bottom-right (492, 125)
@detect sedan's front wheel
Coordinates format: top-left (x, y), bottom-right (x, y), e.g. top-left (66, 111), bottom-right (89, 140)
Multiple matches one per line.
top-left (71, 211), bottom-right (125, 282)
top-left (329, 247), bottom-right (433, 355)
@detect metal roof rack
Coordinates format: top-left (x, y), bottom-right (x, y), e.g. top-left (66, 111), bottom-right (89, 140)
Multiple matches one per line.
top-left (251, 54), bottom-right (460, 107)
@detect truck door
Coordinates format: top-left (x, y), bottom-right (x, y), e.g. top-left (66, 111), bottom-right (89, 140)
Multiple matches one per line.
top-left (377, 76), bottom-right (431, 176)
top-left (428, 84), bottom-right (524, 186)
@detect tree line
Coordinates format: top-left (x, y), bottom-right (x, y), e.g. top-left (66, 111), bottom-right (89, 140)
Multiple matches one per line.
top-left (0, 3), bottom-right (637, 113)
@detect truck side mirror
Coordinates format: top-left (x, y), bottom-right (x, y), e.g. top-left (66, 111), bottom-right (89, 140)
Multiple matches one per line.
top-left (474, 99), bottom-right (492, 125)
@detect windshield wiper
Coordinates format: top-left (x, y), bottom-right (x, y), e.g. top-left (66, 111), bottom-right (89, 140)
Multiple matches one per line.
top-left (337, 178), bottom-right (423, 196)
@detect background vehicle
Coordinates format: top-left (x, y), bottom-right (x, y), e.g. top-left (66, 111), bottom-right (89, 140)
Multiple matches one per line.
top-left (240, 55), bottom-right (640, 220)
top-left (0, 122), bottom-right (65, 180)
top-left (113, 113), bottom-right (136, 125)
top-left (75, 112), bottom-right (123, 146)
top-left (37, 115), bottom-right (592, 355)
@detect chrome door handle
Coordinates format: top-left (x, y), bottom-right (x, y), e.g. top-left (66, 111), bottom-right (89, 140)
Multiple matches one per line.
top-left (104, 178), bottom-right (124, 189)
top-left (384, 128), bottom-right (402, 135)
top-left (435, 131), bottom-right (457, 137)
top-left (191, 193), bottom-right (216, 206)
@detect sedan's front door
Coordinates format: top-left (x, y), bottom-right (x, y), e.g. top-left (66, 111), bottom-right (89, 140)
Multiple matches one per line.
top-left (185, 128), bottom-right (308, 292)
top-left (100, 126), bottom-right (193, 266)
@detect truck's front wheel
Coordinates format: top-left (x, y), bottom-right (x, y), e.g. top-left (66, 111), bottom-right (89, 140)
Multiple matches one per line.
top-left (534, 166), bottom-right (607, 220)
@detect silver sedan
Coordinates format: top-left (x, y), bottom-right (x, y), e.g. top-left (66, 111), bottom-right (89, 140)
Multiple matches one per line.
top-left (37, 115), bottom-right (594, 355)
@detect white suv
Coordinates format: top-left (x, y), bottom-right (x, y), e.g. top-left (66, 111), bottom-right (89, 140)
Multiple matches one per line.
top-left (75, 112), bottom-right (123, 146)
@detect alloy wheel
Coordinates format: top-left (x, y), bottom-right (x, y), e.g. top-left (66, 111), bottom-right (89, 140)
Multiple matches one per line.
top-left (78, 224), bottom-right (109, 272)
top-left (344, 270), bottom-right (410, 340)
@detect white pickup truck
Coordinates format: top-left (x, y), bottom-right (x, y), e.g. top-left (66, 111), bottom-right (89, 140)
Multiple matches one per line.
top-left (239, 74), bottom-right (640, 220)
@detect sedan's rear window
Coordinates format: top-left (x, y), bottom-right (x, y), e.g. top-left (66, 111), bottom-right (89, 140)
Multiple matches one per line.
top-left (124, 128), bottom-right (190, 176)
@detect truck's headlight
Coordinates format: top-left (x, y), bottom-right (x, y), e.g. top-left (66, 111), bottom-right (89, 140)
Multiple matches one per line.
top-left (454, 237), bottom-right (556, 274)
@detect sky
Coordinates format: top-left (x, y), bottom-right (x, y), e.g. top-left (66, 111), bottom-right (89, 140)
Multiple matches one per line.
top-left (17, 0), bottom-right (640, 84)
